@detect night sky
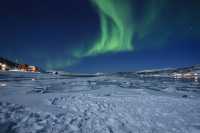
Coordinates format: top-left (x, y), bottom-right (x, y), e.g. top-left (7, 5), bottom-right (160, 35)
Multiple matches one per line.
top-left (0, 0), bottom-right (200, 73)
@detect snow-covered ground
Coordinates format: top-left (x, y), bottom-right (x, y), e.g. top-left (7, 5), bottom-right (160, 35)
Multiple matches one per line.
top-left (0, 71), bottom-right (200, 133)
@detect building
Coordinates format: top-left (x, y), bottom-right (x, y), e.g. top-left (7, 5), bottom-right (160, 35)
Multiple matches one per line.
top-left (18, 64), bottom-right (29, 72)
top-left (28, 66), bottom-right (40, 72)
top-left (18, 64), bottom-right (39, 72)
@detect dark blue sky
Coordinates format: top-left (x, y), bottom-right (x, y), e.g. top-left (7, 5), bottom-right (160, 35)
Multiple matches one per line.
top-left (0, 0), bottom-right (199, 73)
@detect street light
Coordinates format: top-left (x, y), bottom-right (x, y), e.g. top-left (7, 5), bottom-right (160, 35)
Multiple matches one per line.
top-left (1, 64), bottom-right (7, 71)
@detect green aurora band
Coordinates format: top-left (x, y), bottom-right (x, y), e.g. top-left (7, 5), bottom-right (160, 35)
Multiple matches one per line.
top-left (73, 0), bottom-right (134, 58)
top-left (87, 0), bottom-right (134, 56)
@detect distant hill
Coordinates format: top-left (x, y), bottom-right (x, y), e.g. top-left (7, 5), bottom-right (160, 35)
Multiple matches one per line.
top-left (136, 65), bottom-right (200, 76)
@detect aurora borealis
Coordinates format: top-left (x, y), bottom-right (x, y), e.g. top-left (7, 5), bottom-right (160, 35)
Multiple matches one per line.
top-left (0, 0), bottom-right (200, 72)
top-left (81, 0), bottom-right (134, 56)
top-left (73, 0), bottom-right (163, 57)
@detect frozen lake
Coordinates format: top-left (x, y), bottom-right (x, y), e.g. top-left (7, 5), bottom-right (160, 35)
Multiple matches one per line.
top-left (0, 71), bottom-right (200, 133)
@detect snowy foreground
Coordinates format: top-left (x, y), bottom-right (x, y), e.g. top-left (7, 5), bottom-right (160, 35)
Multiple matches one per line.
top-left (0, 72), bottom-right (200, 133)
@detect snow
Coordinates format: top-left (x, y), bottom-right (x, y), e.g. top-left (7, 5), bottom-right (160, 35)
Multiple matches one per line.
top-left (0, 72), bottom-right (200, 133)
